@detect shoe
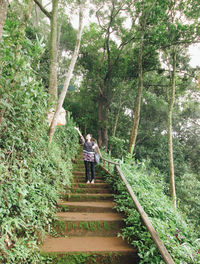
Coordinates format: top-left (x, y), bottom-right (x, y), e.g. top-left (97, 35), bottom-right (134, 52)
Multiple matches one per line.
top-left (91, 179), bottom-right (94, 184)
top-left (86, 181), bottom-right (90, 184)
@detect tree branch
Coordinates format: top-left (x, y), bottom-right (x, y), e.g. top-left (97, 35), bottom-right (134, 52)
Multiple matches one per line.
top-left (33, 0), bottom-right (51, 19)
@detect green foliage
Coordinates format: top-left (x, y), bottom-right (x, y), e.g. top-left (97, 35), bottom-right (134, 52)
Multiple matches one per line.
top-left (102, 157), bottom-right (200, 263)
top-left (0, 11), bottom-right (79, 263)
top-left (108, 136), bottom-right (128, 158)
top-left (176, 171), bottom-right (200, 229)
top-left (40, 252), bottom-right (123, 264)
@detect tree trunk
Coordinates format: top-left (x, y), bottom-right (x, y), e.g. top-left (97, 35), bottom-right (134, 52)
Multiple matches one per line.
top-left (168, 48), bottom-right (177, 208)
top-left (34, 4), bottom-right (40, 27)
top-left (128, 32), bottom-right (144, 154)
top-left (49, 0), bottom-right (58, 99)
top-left (112, 109), bottom-right (119, 137)
top-left (49, 2), bottom-right (84, 143)
top-left (113, 97), bottom-right (123, 137)
top-left (102, 105), bottom-right (108, 150)
top-left (0, 0), bottom-right (8, 41)
top-left (128, 0), bottom-right (156, 154)
top-left (98, 95), bottom-right (103, 147)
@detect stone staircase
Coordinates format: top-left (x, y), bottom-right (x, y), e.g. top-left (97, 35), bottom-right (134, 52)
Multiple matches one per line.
top-left (40, 157), bottom-right (139, 263)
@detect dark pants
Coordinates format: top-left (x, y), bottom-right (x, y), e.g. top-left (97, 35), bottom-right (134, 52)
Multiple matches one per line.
top-left (84, 161), bottom-right (95, 182)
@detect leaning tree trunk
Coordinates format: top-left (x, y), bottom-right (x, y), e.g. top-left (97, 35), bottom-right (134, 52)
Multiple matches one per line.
top-left (128, 32), bottom-right (144, 154)
top-left (49, 2), bottom-right (84, 143)
top-left (49, 0), bottom-right (58, 99)
top-left (0, 0), bottom-right (8, 41)
top-left (168, 48), bottom-right (177, 208)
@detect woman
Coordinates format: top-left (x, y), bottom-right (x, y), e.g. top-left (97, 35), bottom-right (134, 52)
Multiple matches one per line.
top-left (74, 127), bottom-right (99, 184)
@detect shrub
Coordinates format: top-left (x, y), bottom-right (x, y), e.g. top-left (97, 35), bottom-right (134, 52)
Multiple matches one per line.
top-left (101, 156), bottom-right (200, 263)
top-left (0, 14), bottom-right (79, 263)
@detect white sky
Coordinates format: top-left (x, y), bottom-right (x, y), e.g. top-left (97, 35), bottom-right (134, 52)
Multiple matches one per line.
top-left (188, 44), bottom-right (200, 67)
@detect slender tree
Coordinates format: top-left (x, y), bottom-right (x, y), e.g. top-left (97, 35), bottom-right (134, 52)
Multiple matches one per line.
top-left (49, 0), bottom-right (58, 99)
top-left (33, 0), bottom-right (58, 98)
top-left (168, 47), bottom-right (177, 208)
top-left (128, 0), bottom-right (156, 154)
top-left (49, 1), bottom-right (84, 143)
top-left (162, 0), bottom-right (199, 207)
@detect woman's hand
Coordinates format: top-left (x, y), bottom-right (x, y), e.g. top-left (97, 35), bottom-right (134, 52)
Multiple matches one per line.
top-left (74, 127), bottom-right (83, 138)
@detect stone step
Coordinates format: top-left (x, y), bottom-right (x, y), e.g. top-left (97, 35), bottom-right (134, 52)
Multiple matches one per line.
top-left (73, 178), bottom-right (105, 183)
top-left (73, 171), bottom-right (85, 175)
top-left (72, 183), bottom-right (111, 189)
top-left (53, 212), bottom-right (124, 236)
top-left (58, 201), bottom-right (115, 213)
top-left (73, 160), bottom-right (84, 164)
top-left (40, 236), bottom-right (139, 264)
top-left (73, 175), bottom-right (103, 180)
top-left (71, 188), bottom-right (111, 194)
top-left (68, 193), bottom-right (114, 202)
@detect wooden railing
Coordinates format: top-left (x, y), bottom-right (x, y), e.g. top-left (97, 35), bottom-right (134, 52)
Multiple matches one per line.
top-left (100, 157), bottom-right (175, 264)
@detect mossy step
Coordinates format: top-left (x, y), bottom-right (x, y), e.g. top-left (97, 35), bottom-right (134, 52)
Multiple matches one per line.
top-left (57, 211), bottom-right (123, 220)
top-left (40, 251), bottom-right (139, 264)
top-left (58, 201), bottom-right (115, 213)
top-left (71, 188), bottom-right (112, 194)
top-left (53, 212), bottom-right (124, 236)
top-left (73, 178), bottom-right (105, 183)
top-left (72, 171), bottom-right (85, 175)
top-left (68, 193), bottom-right (114, 201)
top-left (73, 175), bottom-right (103, 180)
top-left (73, 160), bottom-right (84, 164)
top-left (40, 236), bottom-right (137, 254)
top-left (72, 167), bottom-right (84, 170)
top-left (72, 183), bottom-right (111, 189)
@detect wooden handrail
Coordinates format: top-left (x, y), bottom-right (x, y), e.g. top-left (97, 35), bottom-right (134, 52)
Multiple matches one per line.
top-left (101, 157), bottom-right (119, 165)
top-left (100, 157), bottom-right (175, 264)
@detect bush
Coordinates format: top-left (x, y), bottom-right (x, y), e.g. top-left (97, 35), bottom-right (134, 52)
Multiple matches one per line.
top-left (102, 156), bottom-right (200, 264)
top-left (108, 136), bottom-right (128, 158)
top-left (0, 15), bottom-right (79, 263)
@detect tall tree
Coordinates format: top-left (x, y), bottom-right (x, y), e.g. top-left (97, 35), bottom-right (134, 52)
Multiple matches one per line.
top-left (128, 0), bottom-right (156, 154)
top-left (80, 0), bottom-right (137, 149)
top-left (33, 0), bottom-right (58, 98)
top-left (164, 0), bottom-right (199, 208)
top-left (167, 47), bottom-right (177, 208)
top-left (49, 0), bottom-right (58, 99)
top-left (49, 1), bottom-right (84, 143)
top-left (0, 0), bottom-right (9, 41)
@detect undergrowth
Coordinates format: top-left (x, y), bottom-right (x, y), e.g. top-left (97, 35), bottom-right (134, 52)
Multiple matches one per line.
top-left (101, 154), bottom-right (200, 264)
top-left (0, 10), bottom-right (79, 263)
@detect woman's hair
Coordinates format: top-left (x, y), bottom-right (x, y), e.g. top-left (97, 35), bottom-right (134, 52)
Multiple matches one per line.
top-left (91, 137), bottom-right (97, 143)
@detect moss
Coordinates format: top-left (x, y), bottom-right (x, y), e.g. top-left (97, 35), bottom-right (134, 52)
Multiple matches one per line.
top-left (59, 204), bottom-right (69, 212)
top-left (40, 252), bottom-right (124, 264)
top-left (52, 220), bottom-right (66, 236)
top-left (79, 221), bottom-right (89, 230)
top-left (103, 221), bottom-right (111, 231)
top-left (67, 221), bottom-right (77, 231)
top-left (89, 221), bottom-right (100, 231)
